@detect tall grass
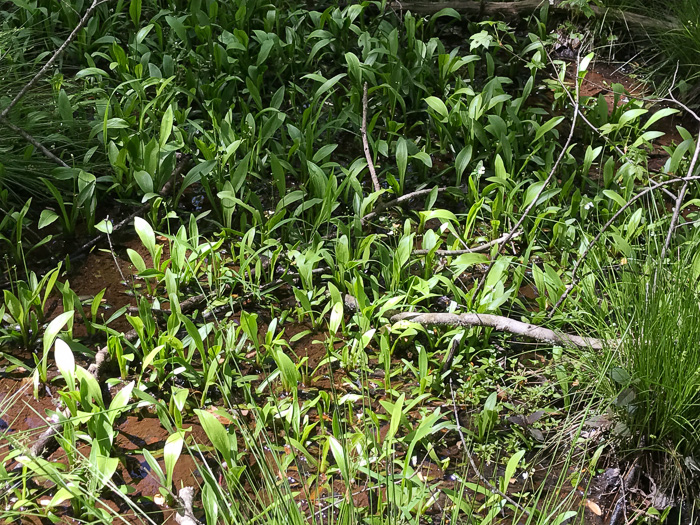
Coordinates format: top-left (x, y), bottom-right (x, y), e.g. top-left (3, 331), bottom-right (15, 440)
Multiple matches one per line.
top-left (593, 253), bottom-right (700, 498)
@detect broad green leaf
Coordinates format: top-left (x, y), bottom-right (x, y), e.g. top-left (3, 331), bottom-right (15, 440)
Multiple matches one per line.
top-left (164, 431), bottom-right (184, 488)
top-left (75, 67), bottom-right (109, 79)
top-left (195, 409), bottom-right (233, 467)
top-left (328, 435), bottom-right (349, 482)
top-left (618, 108), bottom-right (647, 128)
top-left (108, 381), bottom-right (134, 424)
top-left (94, 218), bottom-right (113, 234)
top-left (133, 217), bottom-right (156, 258)
top-left (642, 107), bottom-right (680, 130)
top-left (159, 106), bottom-right (174, 148)
top-left (329, 301), bottom-right (343, 335)
top-left (43, 311), bottom-right (74, 356)
top-left (424, 96), bottom-right (448, 121)
top-left (396, 138), bottom-right (408, 185)
top-left (129, 0), bottom-right (141, 26)
top-left (275, 350), bottom-right (300, 391)
top-left (38, 209), bottom-right (59, 229)
top-left (386, 393), bottom-right (405, 444)
top-left (345, 52), bottom-right (362, 85)
top-left (603, 189), bottom-right (627, 209)
top-left (502, 450), bottom-right (525, 492)
top-left (533, 116), bottom-right (565, 142)
top-left (455, 145), bottom-right (472, 180)
top-left (57, 90), bottom-right (73, 123)
top-left (54, 338), bottom-right (75, 387)
top-left (133, 170), bottom-right (153, 194)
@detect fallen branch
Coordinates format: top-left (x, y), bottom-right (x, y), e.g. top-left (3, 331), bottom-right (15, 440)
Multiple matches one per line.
top-left (175, 487), bottom-right (203, 525)
top-left (473, 56), bottom-right (581, 298)
top-left (390, 0), bottom-right (676, 31)
top-left (391, 311), bottom-right (605, 349)
top-left (413, 231), bottom-right (523, 256)
top-left (549, 175), bottom-right (700, 317)
top-left (361, 82), bottom-right (381, 193)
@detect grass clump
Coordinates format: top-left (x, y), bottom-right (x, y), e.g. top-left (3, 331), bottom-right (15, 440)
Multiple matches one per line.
top-left (602, 257), bottom-right (700, 493)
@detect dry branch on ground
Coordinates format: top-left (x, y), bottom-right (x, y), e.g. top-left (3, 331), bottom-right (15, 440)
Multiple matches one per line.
top-left (391, 311), bottom-right (605, 349)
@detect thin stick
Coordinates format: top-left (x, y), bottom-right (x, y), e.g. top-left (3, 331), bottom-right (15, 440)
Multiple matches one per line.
top-left (548, 175), bottom-right (700, 317)
top-left (0, 0), bottom-right (105, 121)
top-left (104, 215), bottom-right (127, 284)
top-left (361, 185), bottom-right (458, 223)
top-left (473, 57), bottom-right (581, 298)
top-left (391, 311), bottom-right (604, 349)
top-left (361, 82), bottom-right (381, 193)
top-left (0, 118), bottom-right (70, 168)
top-left (661, 126), bottom-right (700, 259)
top-left (413, 231), bottom-right (523, 256)
top-left (449, 382), bottom-right (531, 517)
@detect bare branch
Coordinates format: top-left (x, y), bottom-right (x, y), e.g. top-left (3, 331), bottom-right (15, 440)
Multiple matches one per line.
top-left (0, 118), bottom-right (70, 168)
top-left (661, 126), bottom-right (700, 258)
top-left (361, 185), bottom-right (457, 223)
top-left (413, 231), bottom-right (523, 256)
top-left (473, 57), bottom-right (581, 298)
top-left (548, 175), bottom-right (700, 317)
top-left (0, 0), bottom-right (106, 121)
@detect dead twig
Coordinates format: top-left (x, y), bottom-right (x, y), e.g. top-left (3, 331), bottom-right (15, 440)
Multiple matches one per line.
top-left (391, 311), bottom-right (605, 349)
top-left (661, 126), bottom-right (700, 259)
top-left (449, 382), bottom-right (531, 518)
top-left (473, 56), bottom-right (581, 298)
top-left (0, 119), bottom-right (70, 168)
top-left (413, 231), bottom-right (523, 256)
top-left (361, 82), bottom-right (381, 193)
top-left (548, 175), bottom-right (700, 317)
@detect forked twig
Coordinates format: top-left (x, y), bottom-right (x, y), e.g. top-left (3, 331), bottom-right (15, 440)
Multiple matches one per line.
top-left (361, 82), bottom-right (381, 193)
top-left (412, 231), bottom-right (523, 256)
top-left (472, 56), bottom-right (581, 298)
top-left (361, 185), bottom-right (454, 223)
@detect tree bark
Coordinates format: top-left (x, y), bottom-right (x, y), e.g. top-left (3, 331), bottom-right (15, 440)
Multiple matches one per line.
top-left (390, 0), bottom-right (675, 31)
